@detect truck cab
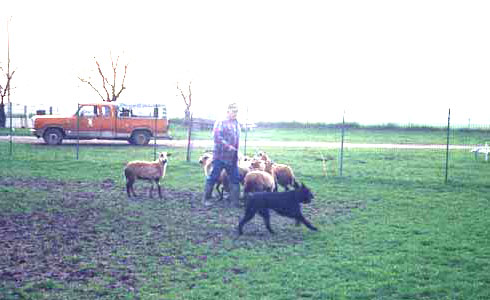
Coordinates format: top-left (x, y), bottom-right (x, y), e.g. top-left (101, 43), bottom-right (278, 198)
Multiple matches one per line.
top-left (31, 103), bottom-right (170, 145)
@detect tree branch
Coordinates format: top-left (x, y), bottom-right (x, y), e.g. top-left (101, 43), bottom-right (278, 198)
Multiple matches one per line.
top-left (78, 76), bottom-right (105, 101)
top-left (177, 82), bottom-right (192, 110)
top-left (95, 59), bottom-right (111, 101)
top-left (114, 64), bottom-right (127, 100)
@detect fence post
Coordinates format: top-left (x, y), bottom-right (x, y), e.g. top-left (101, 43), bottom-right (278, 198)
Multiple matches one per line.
top-left (9, 102), bottom-right (12, 156)
top-left (339, 113), bottom-right (345, 177)
top-left (244, 106), bottom-right (249, 157)
top-left (24, 105), bottom-right (27, 128)
top-left (186, 113), bottom-right (193, 162)
top-left (153, 105), bottom-right (158, 160)
top-left (445, 108), bottom-right (451, 184)
top-left (76, 104), bottom-right (80, 160)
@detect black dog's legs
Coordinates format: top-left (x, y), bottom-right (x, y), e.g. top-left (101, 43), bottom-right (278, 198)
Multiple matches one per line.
top-left (258, 209), bottom-right (274, 234)
top-left (238, 208), bottom-right (257, 235)
top-left (296, 215), bottom-right (318, 231)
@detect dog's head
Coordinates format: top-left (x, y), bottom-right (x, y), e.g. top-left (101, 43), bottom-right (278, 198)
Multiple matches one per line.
top-left (295, 181), bottom-right (314, 204)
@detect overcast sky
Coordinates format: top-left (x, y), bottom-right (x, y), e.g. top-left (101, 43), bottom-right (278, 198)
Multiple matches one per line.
top-left (1, 0), bottom-right (490, 125)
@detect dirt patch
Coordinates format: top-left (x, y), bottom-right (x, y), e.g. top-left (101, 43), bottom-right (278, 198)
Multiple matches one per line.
top-left (0, 176), bottom-right (361, 291)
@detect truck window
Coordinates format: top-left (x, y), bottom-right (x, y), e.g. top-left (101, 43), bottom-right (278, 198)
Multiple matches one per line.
top-left (78, 105), bottom-right (97, 117)
top-left (101, 106), bottom-right (111, 117)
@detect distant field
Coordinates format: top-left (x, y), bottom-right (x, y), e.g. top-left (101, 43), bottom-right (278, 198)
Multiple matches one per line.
top-left (2, 122), bottom-right (490, 145)
top-left (0, 141), bottom-right (489, 299)
top-left (171, 123), bottom-right (490, 145)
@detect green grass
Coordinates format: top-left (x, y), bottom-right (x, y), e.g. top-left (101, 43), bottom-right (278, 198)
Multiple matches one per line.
top-left (170, 123), bottom-right (490, 145)
top-left (0, 139), bottom-right (489, 299)
top-left (2, 122), bottom-right (490, 145)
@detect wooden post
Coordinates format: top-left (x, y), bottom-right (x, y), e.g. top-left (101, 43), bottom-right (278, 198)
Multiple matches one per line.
top-left (339, 113), bottom-right (345, 177)
top-left (445, 108), bottom-right (451, 183)
top-left (186, 113), bottom-right (193, 162)
top-left (8, 102), bottom-right (12, 155)
top-left (23, 105), bottom-right (27, 128)
top-left (76, 104), bottom-right (80, 160)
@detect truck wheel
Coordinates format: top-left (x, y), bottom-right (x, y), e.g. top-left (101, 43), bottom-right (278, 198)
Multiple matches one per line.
top-left (43, 128), bottom-right (64, 145)
top-left (130, 131), bottom-right (151, 145)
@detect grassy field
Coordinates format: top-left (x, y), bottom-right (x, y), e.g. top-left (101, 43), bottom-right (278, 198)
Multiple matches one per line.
top-left (0, 132), bottom-right (489, 299)
top-left (4, 122), bottom-right (489, 145)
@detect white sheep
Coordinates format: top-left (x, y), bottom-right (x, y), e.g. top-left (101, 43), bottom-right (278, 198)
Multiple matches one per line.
top-left (124, 152), bottom-right (171, 198)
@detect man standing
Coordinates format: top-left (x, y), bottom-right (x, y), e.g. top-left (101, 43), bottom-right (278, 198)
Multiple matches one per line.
top-left (203, 103), bottom-right (241, 207)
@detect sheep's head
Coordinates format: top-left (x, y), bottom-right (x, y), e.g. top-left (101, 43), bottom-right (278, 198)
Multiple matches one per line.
top-left (264, 160), bottom-right (274, 173)
top-left (295, 182), bottom-right (314, 204)
top-left (256, 151), bottom-right (270, 162)
top-left (159, 152), bottom-right (170, 164)
top-left (250, 158), bottom-right (265, 171)
top-left (198, 152), bottom-right (213, 166)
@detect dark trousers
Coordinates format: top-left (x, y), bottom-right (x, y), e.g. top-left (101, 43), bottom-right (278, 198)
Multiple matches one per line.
top-left (206, 159), bottom-right (240, 185)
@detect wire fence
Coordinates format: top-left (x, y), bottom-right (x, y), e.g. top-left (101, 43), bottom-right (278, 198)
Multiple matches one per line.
top-left (1, 103), bottom-right (489, 185)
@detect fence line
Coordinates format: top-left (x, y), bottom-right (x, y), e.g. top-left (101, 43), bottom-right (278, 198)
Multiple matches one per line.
top-left (1, 103), bottom-right (489, 184)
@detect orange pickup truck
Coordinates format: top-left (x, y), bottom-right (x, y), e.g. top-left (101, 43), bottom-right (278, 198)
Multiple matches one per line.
top-left (31, 103), bottom-right (171, 145)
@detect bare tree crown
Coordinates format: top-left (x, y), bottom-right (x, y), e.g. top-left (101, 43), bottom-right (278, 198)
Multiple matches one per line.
top-left (79, 54), bottom-right (128, 102)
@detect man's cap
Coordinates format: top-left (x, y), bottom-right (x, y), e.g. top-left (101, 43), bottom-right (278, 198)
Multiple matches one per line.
top-left (228, 103), bottom-right (238, 112)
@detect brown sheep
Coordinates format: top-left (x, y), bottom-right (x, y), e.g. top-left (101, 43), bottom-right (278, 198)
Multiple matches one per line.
top-left (198, 152), bottom-right (227, 200)
top-left (243, 170), bottom-right (275, 194)
top-left (125, 152), bottom-right (171, 198)
top-left (264, 160), bottom-right (297, 192)
top-left (256, 151), bottom-right (271, 162)
top-left (249, 158), bottom-right (266, 171)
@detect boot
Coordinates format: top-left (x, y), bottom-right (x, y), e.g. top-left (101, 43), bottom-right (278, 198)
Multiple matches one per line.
top-left (202, 181), bottom-right (214, 206)
top-left (229, 184), bottom-right (240, 208)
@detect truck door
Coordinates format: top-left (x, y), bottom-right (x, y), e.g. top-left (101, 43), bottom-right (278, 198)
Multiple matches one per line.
top-left (78, 105), bottom-right (100, 138)
top-left (97, 105), bottom-right (115, 138)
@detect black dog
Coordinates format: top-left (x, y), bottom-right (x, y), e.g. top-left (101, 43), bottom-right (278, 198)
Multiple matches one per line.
top-left (238, 182), bottom-right (318, 235)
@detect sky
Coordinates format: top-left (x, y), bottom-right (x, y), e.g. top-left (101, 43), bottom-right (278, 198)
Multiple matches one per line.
top-left (1, 0), bottom-right (490, 126)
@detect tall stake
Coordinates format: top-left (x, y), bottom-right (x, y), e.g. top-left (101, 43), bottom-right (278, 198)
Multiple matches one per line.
top-left (244, 106), bottom-right (248, 156)
top-left (445, 108), bottom-right (451, 183)
top-left (7, 19), bottom-right (12, 156)
top-left (340, 112), bottom-right (345, 177)
top-left (186, 113), bottom-right (193, 162)
top-left (76, 104), bottom-right (80, 160)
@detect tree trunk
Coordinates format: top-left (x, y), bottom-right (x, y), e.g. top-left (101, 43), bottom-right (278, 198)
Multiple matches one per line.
top-left (0, 103), bottom-right (5, 128)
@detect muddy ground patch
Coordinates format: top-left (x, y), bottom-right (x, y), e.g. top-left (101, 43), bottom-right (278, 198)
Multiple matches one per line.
top-left (0, 176), bottom-right (363, 295)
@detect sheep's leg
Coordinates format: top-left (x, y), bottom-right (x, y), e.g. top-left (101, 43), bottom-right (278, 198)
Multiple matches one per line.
top-left (150, 182), bottom-right (155, 198)
top-left (296, 215), bottom-right (318, 231)
top-left (238, 208), bottom-right (257, 235)
top-left (155, 179), bottom-right (162, 199)
top-left (216, 184), bottom-right (224, 201)
top-left (126, 178), bottom-right (135, 197)
top-left (126, 182), bottom-right (132, 197)
top-left (258, 209), bottom-right (274, 234)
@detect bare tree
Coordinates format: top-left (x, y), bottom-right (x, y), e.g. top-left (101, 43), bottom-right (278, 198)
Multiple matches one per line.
top-left (177, 81), bottom-right (193, 162)
top-left (79, 54), bottom-right (128, 102)
top-left (0, 18), bottom-right (15, 128)
top-left (177, 81), bottom-right (192, 121)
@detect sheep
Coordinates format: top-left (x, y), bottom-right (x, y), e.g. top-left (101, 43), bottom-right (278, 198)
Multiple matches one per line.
top-left (249, 158), bottom-right (266, 171)
top-left (198, 152), bottom-right (227, 200)
top-left (124, 152), bottom-right (171, 199)
top-left (243, 170), bottom-right (275, 194)
top-left (199, 152), bottom-right (252, 201)
top-left (238, 181), bottom-right (318, 235)
top-left (256, 151), bottom-right (271, 162)
top-left (264, 160), bottom-right (297, 192)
